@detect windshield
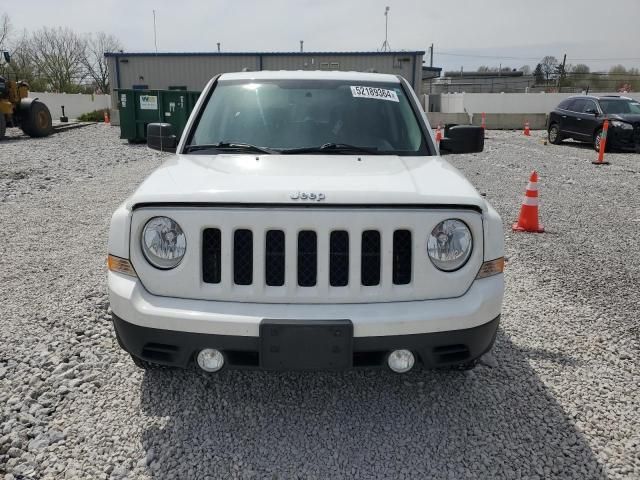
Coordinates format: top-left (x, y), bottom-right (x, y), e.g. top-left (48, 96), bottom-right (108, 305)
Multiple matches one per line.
top-left (599, 99), bottom-right (640, 115)
top-left (189, 79), bottom-right (430, 155)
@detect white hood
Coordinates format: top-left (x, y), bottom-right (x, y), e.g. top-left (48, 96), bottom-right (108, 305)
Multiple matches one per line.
top-left (128, 154), bottom-right (486, 209)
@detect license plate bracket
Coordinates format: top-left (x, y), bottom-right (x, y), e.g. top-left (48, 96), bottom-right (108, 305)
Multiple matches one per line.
top-left (260, 320), bottom-right (353, 370)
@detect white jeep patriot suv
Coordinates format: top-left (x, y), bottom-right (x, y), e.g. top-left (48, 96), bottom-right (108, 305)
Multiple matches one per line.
top-left (107, 71), bottom-right (504, 373)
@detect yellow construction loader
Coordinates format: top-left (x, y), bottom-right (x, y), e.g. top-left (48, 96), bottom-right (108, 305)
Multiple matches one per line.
top-left (0, 52), bottom-right (53, 140)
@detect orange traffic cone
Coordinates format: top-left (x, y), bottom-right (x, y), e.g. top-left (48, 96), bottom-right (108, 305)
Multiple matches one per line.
top-left (512, 171), bottom-right (544, 233)
top-left (435, 124), bottom-right (442, 143)
top-left (592, 119), bottom-right (610, 165)
top-left (524, 120), bottom-right (531, 136)
top-left (103, 110), bottom-right (110, 124)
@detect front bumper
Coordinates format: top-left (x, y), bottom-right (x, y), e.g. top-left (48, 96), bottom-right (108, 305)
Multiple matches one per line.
top-left (608, 127), bottom-right (640, 152)
top-left (108, 271), bottom-right (503, 370)
top-left (113, 313), bottom-right (500, 369)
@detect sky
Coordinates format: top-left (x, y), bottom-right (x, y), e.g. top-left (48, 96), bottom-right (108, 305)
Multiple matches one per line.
top-left (3, 0), bottom-right (640, 72)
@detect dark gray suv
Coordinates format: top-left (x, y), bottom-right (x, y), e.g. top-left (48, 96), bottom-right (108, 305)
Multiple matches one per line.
top-left (548, 95), bottom-right (640, 152)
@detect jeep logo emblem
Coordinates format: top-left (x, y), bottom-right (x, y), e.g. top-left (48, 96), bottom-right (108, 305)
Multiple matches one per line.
top-left (289, 191), bottom-right (326, 201)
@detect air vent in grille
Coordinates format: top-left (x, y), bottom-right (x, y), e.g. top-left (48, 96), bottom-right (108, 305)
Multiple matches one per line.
top-left (361, 230), bottom-right (381, 286)
top-left (233, 229), bottom-right (253, 285)
top-left (297, 231), bottom-right (317, 287)
top-left (202, 228), bottom-right (221, 284)
top-left (329, 231), bottom-right (349, 287)
top-left (393, 230), bottom-right (412, 285)
top-left (265, 230), bottom-right (285, 286)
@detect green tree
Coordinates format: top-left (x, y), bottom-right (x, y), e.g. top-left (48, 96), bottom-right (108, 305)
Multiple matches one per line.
top-left (24, 27), bottom-right (86, 92)
top-left (540, 56), bottom-right (558, 84)
top-left (568, 64), bottom-right (590, 90)
top-left (81, 32), bottom-right (122, 94)
top-left (533, 63), bottom-right (544, 85)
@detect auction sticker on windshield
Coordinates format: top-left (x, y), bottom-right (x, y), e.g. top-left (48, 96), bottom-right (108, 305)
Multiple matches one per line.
top-left (350, 86), bottom-right (399, 102)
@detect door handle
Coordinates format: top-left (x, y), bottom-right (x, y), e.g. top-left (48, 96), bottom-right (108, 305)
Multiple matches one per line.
top-left (577, 118), bottom-right (582, 121)
top-left (562, 115), bottom-right (567, 119)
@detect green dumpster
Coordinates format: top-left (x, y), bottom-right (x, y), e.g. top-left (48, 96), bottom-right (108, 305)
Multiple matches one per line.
top-left (116, 88), bottom-right (202, 143)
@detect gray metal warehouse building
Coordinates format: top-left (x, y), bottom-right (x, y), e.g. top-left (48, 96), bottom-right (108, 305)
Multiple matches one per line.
top-left (105, 50), bottom-right (425, 125)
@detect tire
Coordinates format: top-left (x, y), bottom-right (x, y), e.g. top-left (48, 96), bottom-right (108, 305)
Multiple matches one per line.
top-left (593, 128), bottom-right (610, 152)
top-left (548, 123), bottom-right (562, 144)
top-left (21, 100), bottom-right (53, 138)
top-left (0, 114), bottom-right (6, 140)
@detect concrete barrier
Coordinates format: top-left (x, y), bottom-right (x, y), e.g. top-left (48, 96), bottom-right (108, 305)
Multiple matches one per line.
top-left (471, 113), bottom-right (548, 130)
top-left (28, 92), bottom-right (111, 120)
top-left (439, 92), bottom-right (640, 114)
top-left (425, 112), bottom-right (470, 128)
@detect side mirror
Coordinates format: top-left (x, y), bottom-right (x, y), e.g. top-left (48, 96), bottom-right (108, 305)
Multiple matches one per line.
top-left (439, 125), bottom-right (484, 155)
top-left (585, 108), bottom-right (598, 115)
top-left (147, 123), bottom-right (177, 152)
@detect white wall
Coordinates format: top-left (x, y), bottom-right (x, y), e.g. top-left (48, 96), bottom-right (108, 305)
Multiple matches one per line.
top-left (439, 92), bottom-right (640, 114)
top-left (28, 92), bottom-right (111, 120)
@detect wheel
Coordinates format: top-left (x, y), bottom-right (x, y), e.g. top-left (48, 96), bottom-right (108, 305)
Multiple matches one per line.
top-left (548, 123), bottom-right (562, 144)
top-left (593, 128), bottom-right (609, 152)
top-left (0, 114), bottom-right (6, 140)
top-left (21, 101), bottom-right (53, 138)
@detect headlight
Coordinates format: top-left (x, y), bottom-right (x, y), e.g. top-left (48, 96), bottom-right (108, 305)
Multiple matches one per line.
top-left (141, 216), bottom-right (187, 269)
top-left (610, 120), bottom-right (633, 130)
top-left (427, 219), bottom-right (472, 271)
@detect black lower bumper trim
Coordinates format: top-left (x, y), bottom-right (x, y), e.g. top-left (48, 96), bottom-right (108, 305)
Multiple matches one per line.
top-left (112, 314), bottom-right (500, 370)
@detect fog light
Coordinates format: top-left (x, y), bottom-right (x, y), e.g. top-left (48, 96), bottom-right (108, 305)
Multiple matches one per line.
top-left (387, 349), bottom-right (415, 373)
top-left (196, 349), bottom-right (224, 372)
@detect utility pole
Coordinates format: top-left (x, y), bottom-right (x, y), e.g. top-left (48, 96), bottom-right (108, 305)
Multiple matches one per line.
top-left (428, 43), bottom-right (435, 95)
top-left (379, 6), bottom-right (390, 52)
top-left (557, 53), bottom-right (567, 91)
top-left (300, 40), bottom-right (304, 53)
top-left (152, 10), bottom-right (158, 54)
top-left (217, 42), bottom-right (221, 53)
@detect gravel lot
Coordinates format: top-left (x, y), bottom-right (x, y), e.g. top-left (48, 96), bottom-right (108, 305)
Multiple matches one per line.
top-left (0, 125), bottom-right (638, 479)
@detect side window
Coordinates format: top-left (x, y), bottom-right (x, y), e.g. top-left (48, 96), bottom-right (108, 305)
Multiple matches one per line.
top-left (582, 100), bottom-right (598, 114)
top-left (569, 99), bottom-right (585, 113)
top-left (558, 99), bottom-right (572, 110)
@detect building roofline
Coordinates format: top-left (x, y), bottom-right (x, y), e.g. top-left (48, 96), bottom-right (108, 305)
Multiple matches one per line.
top-left (104, 50), bottom-right (426, 58)
top-left (442, 70), bottom-right (525, 78)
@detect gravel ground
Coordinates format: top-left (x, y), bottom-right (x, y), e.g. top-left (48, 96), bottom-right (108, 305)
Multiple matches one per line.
top-left (0, 126), bottom-right (638, 479)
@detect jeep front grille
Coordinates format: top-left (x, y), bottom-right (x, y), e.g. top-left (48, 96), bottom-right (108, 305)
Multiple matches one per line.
top-left (265, 230), bottom-right (285, 286)
top-left (202, 228), bottom-right (221, 284)
top-left (392, 230), bottom-right (412, 285)
top-left (233, 229), bottom-right (253, 285)
top-left (133, 207), bottom-right (484, 304)
top-left (361, 230), bottom-right (381, 286)
top-left (297, 231), bottom-right (318, 287)
top-left (202, 228), bottom-right (412, 288)
top-left (329, 231), bottom-right (349, 287)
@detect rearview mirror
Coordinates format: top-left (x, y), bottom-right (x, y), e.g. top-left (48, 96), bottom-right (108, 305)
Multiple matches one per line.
top-left (147, 123), bottom-right (177, 152)
top-left (439, 125), bottom-right (484, 155)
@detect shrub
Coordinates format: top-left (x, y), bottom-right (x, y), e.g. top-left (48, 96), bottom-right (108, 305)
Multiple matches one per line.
top-left (78, 109), bottom-right (110, 122)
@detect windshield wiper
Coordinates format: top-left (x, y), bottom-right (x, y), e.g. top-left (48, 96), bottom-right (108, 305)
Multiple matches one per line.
top-left (280, 143), bottom-right (379, 154)
top-left (184, 142), bottom-right (277, 154)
